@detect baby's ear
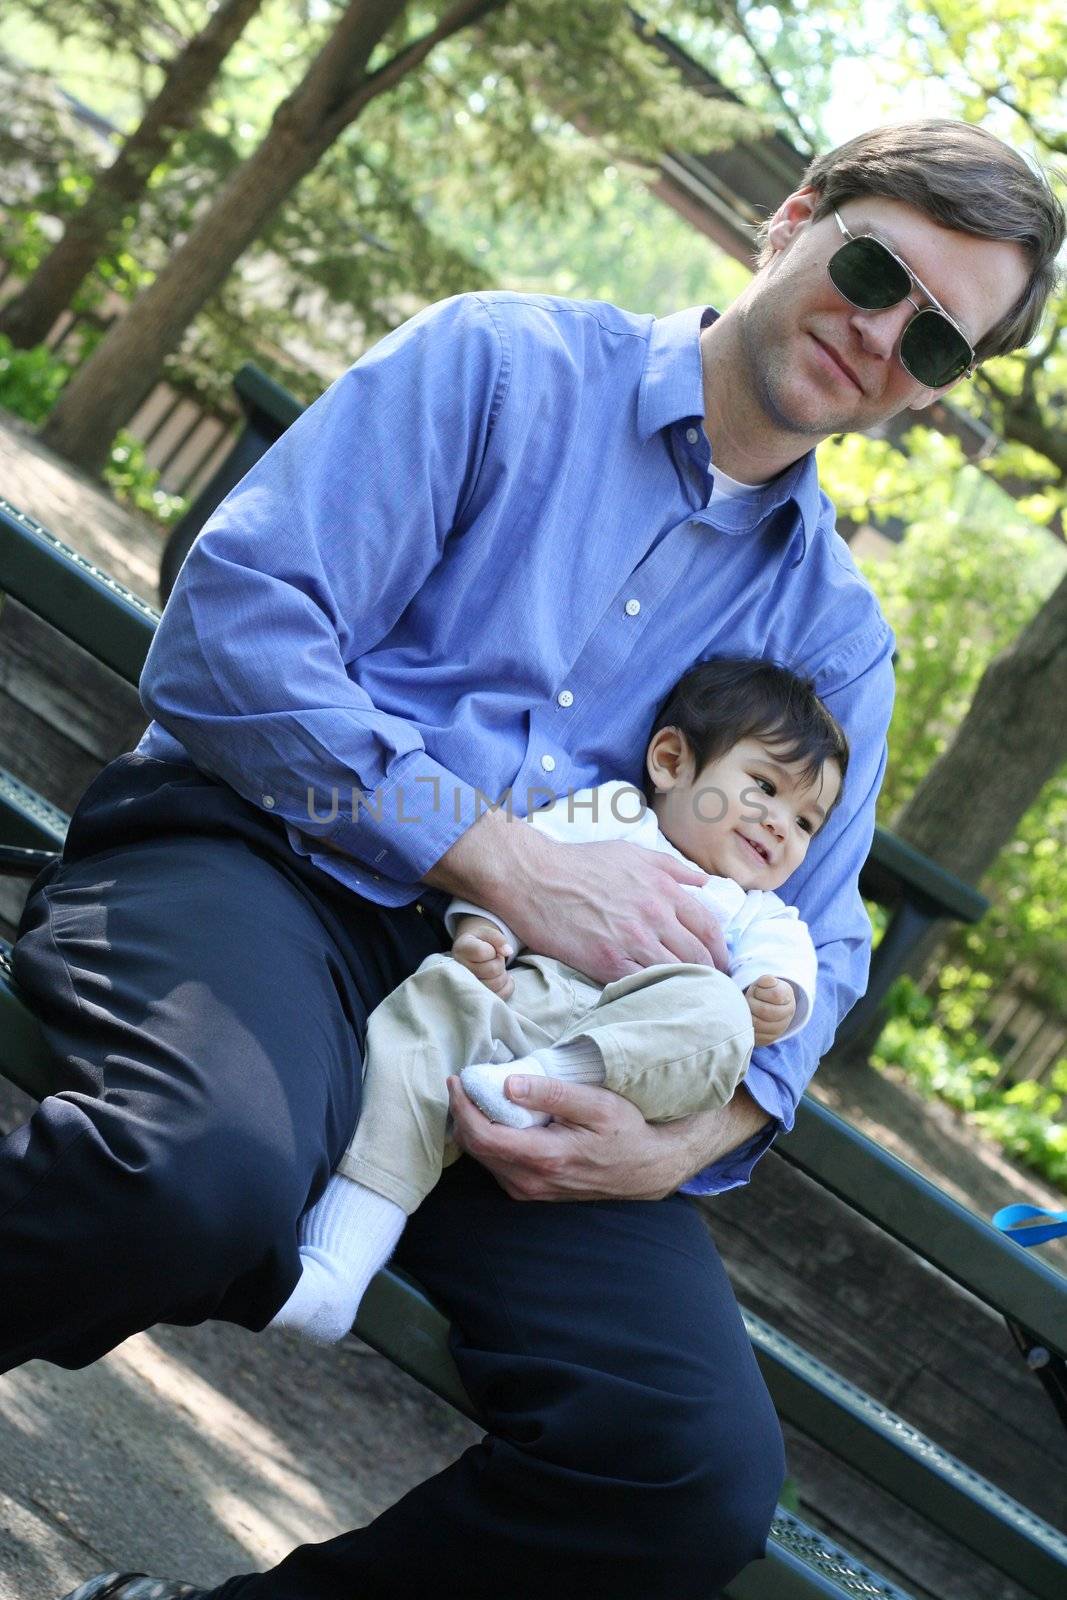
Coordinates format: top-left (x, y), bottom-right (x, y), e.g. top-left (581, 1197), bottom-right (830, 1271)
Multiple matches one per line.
top-left (646, 726), bottom-right (688, 790)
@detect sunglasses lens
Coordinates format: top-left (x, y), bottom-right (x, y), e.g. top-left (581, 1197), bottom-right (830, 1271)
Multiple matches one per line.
top-left (828, 235), bottom-right (974, 388)
top-left (900, 309), bottom-right (972, 388)
top-left (828, 237), bottom-right (912, 309)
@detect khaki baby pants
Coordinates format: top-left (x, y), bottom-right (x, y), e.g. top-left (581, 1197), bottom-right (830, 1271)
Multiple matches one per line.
top-left (338, 951), bottom-right (755, 1214)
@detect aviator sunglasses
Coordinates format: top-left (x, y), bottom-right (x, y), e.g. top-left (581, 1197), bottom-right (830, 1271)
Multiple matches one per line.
top-left (827, 211), bottom-right (975, 388)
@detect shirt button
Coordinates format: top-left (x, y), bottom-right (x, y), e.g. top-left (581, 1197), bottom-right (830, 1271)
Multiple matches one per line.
top-left (624, 598), bottom-right (641, 617)
top-left (557, 689), bottom-right (574, 708)
top-left (262, 795), bottom-right (275, 809)
top-left (540, 754), bottom-right (556, 773)
top-left (686, 427), bottom-right (700, 444)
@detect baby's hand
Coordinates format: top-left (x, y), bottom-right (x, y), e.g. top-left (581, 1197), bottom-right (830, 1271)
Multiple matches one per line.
top-left (451, 917), bottom-right (515, 999)
top-left (744, 976), bottom-right (796, 1046)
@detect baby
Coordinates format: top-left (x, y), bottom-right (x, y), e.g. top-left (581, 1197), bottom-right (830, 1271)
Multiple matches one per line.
top-left (271, 656), bottom-right (848, 1342)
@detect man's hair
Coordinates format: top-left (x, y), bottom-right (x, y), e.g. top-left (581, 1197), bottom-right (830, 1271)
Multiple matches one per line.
top-left (754, 119), bottom-right (1065, 363)
top-left (643, 657), bottom-right (849, 807)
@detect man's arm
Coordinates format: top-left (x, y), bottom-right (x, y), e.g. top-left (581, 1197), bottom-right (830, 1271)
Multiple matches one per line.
top-left (425, 800), bottom-right (730, 981)
top-left (442, 628), bottom-right (896, 1203)
top-left (725, 637), bottom-right (896, 1154)
top-left (446, 1074), bottom-right (771, 1202)
top-left (140, 296), bottom-right (507, 892)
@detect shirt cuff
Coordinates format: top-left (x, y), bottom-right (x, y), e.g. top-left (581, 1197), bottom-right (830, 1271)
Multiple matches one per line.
top-left (320, 749), bottom-right (493, 884)
top-left (678, 1056), bottom-right (788, 1195)
top-left (679, 1118), bottom-right (780, 1196)
top-left (730, 964), bottom-right (813, 1041)
top-left (444, 899), bottom-right (519, 953)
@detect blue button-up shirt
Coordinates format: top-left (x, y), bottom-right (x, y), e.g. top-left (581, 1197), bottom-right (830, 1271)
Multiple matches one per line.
top-left (139, 291), bottom-right (895, 1194)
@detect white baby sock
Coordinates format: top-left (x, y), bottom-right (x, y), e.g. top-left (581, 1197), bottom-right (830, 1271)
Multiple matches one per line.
top-left (460, 1037), bottom-right (605, 1129)
top-left (269, 1174), bottom-right (405, 1345)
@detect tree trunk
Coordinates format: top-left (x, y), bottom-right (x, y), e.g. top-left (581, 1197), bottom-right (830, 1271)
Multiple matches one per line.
top-left (0, 0), bottom-right (266, 350)
top-left (832, 568), bottom-right (1067, 1065)
top-left (893, 567), bottom-right (1067, 880)
top-left (38, 0), bottom-right (508, 476)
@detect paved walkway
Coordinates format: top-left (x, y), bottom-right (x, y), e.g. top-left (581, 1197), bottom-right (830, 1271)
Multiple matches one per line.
top-left (0, 413), bottom-right (163, 604)
top-left (0, 1266), bottom-right (477, 1599)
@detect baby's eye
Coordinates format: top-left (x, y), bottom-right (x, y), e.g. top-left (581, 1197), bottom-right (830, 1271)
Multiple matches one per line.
top-left (754, 776), bottom-right (775, 796)
top-left (797, 816), bottom-right (814, 835)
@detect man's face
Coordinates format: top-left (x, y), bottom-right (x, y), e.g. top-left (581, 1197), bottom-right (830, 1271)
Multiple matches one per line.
top-left (735, 190), bottom-right (1030, 439)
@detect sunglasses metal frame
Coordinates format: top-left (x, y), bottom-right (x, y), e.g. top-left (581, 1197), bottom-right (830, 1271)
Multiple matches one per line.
top-left (829, 210), bottom-right (976, 388)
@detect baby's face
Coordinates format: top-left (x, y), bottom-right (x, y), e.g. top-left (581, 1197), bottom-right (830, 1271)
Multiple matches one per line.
top-left (648, 733), bottom-right (841, 891)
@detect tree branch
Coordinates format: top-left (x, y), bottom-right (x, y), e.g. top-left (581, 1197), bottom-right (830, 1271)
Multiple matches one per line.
top-left (337, 0), bottom-right (511, 127)
top-left (974, 365), bottom-right (1011, 406)
top-left (979, 85), bottom-right (1067, 157)
top-left (920, 1), bottom-right (1067, 154)
top-left (717, 0), bottom-right (815, 157)
top-left (1015, 307), bottom-right (1066, 423)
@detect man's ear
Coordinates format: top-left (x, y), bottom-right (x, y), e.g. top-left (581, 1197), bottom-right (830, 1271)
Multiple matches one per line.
top-left (764, 186), bottom-right (820, 259)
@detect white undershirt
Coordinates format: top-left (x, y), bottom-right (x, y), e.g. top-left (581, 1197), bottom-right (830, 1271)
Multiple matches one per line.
top-left (708, 462), bottom-right (766, 501)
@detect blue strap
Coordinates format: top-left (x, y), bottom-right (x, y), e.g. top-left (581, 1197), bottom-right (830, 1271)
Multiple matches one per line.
top-left (992, 1203), bottom-right (1067, 1247)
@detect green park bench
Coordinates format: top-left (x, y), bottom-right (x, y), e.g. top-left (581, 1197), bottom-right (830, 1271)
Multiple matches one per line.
top-left (2, 491), bottom-right (1066, 1599)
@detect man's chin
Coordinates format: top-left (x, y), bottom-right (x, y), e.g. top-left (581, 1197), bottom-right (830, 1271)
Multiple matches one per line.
top-left (751, 357), bottom-right (856, 439)
top-left (764, 387), bottom-right (855, 439)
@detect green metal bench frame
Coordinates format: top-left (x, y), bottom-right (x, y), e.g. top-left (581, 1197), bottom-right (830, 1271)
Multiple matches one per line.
top-left (3, 494), bottom-right (1066, 1600)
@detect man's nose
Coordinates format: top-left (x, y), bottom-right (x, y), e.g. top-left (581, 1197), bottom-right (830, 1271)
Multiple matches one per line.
top-left (849, 298), bottom-right (915, 363)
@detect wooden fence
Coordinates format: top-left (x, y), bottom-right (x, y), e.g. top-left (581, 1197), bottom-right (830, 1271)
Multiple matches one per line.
top-left (0, 259), bottom-right (241, 503)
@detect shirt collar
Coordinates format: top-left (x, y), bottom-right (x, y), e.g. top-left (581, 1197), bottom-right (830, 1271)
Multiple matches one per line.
top-left (637, 306), bottom-right (706, 442)
top-left (638, 305), bottom-right (824, 563)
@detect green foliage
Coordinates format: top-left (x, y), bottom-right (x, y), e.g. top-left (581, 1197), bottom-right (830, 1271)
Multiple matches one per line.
top-left (848, 453), bottom-right (1067, 1022)
top-left (778, 1476), bottom-right (802, 1514)
top-left (874, 980), bottom-right (1067, 1189)
top-left (0, 336), bottom-right (184, 524)
top-left (453, 167), bottom-right (752, 314)
top-left (828, 438), bottom-right (1066, 813)
top-left (103, 430), bottom-right (187, 525)
top-left (665, 0), bottom-right (853, 154)
top-left (824, 441), bottom-right (1067, 1188)
top-left (3, 0), bottom-right (767, 402)
top-left (0, 332), bottom-right (70, 421)
top-left (819, 423), bottom-right (1067, 1186)
top-left (0, 52), bottom-right (111, 267)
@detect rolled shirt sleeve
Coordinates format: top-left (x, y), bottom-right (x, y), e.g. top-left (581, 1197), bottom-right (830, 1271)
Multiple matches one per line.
top-left (683, 626), bottom-right (895, 1196)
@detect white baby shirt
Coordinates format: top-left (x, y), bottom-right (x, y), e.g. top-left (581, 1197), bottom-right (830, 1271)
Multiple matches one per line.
top-left (445, 781), bottom-right (817, 1040)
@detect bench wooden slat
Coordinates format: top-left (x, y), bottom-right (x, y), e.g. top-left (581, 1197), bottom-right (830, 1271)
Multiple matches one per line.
top-left (0, 498), bottom-right (158, 686)
top-left (746, 1309), bottom-right (1067, 1599)
top-left (778, 1097), bottom-right (1067, 1360)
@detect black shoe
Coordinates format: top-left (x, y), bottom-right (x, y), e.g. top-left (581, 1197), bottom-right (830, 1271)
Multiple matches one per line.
top-left (60, 1576), bottom-right (205, 1600)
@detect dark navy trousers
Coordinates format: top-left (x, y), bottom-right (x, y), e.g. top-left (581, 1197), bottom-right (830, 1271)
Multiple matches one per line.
top-left (2, 755), bottom-right (784, 1598)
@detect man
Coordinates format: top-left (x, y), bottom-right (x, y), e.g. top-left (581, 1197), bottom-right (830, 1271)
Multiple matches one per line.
top-left (4, 119), bottom-right (1062, 1600)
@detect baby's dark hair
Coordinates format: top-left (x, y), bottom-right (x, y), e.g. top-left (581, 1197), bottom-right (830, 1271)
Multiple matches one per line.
top-left (643, 657), bottom-right (849, 806)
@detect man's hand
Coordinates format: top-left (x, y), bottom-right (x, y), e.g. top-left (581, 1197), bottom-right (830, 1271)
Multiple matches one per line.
top-left (446, 1074), bottom-right (771, 1202)
top-left (426, 812), bottom-right (729, 984)
top-left (452, 915), bottom-right (514, 998)
top-left (744, 975), bottom-right (796, 1046)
